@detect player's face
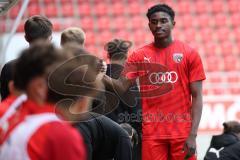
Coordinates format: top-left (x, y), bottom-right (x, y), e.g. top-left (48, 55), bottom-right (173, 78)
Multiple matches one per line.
top-left (148, 11), bottom-right (175, 39)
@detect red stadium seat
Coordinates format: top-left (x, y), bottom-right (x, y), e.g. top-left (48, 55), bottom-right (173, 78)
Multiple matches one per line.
top-left (0, 20), bottom-right (6, 32)
top-left (205, 56), bottom-right (222, 72)
top-left (230, 13), bottom-right (240, 28)
top-left (97, 17), bottom-right (111, 31)
top-left (80, 17), bottom-right (94, 31)
top-left (75, 0), bottom-right (86, 3)
top-left (29, 0), bottom-right (39, 3)
top-left (194, 1), bottom-right (210, 14)
top-left (130, 16), bottom-right (146, 30)
top-left (16, 21), bottom-right (25, 32)
top-left (199, 28), bottom-right (215, 43)
top-left (61, 3), bottom-right (74, 17)
top-left (173, 29), bottom-right (185, 41)
top-left (92, 0), bottom-right (107, 4)
top-left (180, 15), bottom-right (196, 29)
top-left (85, 32), bottom-right (97, 46)
top-left (209, 76), bottom-right (223, 83)
top-left (220, 41), bottom-right (234, 57)
top-left (97, 31), bottom-right (113, 45)
top-left (95, 3), bottom-right (109, 17)
top-left (205, 42), bottom-right (220, 57)
top-left (78, 3), bottom-right (92, 16)
top-left (86, 44), bottom-right (99, 56)
top-left (50, 19), bottom-right (61, 31)
top-left (44, 3), bottom-right (58, 17)
top-left (133, 29), bottom-right (146, 46)
top-left (227, 75), bottom-right (240, 83)
top-left (62, 18), bottom-right (80, 30)
top-left (9, 5), bottom-right (20, 19)
top-left (28, 4), bottom-right (41, 16)
top-left (212, 88), bottom-right (226, 95)
top-left (110, 2), bottom-right (125, 16)
top-left (115, 30), bottom-right (131, 40)
top-left (229, 87), bottom-right (240, 95)
top-left (210, 0), bottom-right (226, 14)
top-left (228, 0), bottom-right (240, 13)
top-left (184, 29), bottom-right (197, 43)
top-left (215, 27), bottom-right (231, 43)
top-left (203, 88), bottom-right (209, 95)
top-left (212, 14), bottom-right (229, 28)
top-left (196, 14), bottom-right (212, 29)
top-left (60, 0), bottom-right (73, 3)
top-left (112, 16), bottom-right (130, 31)
top-left (127, 2), bottom-right (144, 15)
top-left (223, 55), bottom-right (239, 71)
top-left (177, 1), bottom-right (193, 15)
top-left (43, 0), bottom-right (56, 4)
top-left (233, 27), bottom-right (240, 42)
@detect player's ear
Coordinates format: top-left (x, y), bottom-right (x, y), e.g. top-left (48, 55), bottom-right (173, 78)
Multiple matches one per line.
top-left (24, 35), bottom-right (29, 43)
top-left (172, 20), bottom-right (176, 28)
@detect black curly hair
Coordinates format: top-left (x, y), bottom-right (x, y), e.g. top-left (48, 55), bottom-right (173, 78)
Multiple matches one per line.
top-left (105, 39), bottom-right (132, 60)
top-left (146, 4), bottom-right (175, 21)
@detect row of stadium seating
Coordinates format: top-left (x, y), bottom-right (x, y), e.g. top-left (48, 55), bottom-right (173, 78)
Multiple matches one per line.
top-left (1, 0), bottom-right (240, 95)
top-left (7, 0), bottom-right (240, 18)
top-left (204, 73), bottom-right (240, 95)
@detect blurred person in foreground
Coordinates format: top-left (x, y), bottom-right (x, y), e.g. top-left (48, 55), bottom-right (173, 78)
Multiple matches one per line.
top-left (60, 28), bottom-right (133, 160)
top-left (0, 15), bottom-right (53, 101)
top-left (102, 3), bottom-right (206, 160)
top-left (104, 39), bottom-right (142, 160)
top-left (0, 42), bottom-right (86, 160)
top-left (204, 121), bottom-right (240, 160)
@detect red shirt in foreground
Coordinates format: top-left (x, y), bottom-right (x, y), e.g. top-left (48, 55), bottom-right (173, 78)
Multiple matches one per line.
top-left (0, 99), bottom-right (86, 160)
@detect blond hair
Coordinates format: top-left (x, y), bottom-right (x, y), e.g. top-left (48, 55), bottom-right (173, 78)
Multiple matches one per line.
top-left (61, 27), bottom-right (86, 46)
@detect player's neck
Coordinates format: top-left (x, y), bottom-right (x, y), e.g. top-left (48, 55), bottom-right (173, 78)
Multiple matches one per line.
top-left (154, 36), bottom-right (173, 48)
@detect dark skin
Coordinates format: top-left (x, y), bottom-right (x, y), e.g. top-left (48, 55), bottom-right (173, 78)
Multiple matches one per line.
top-left (148, 11), bottom-right (175, 48)
top-left (103, 11), bottom-right (203, 158)
top-left (184, 81), bottom-right (203, 158)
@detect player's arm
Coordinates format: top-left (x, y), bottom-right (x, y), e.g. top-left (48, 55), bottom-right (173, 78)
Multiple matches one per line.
top-left (184, 80), bottom-right (203, 157)
top-left (190, 80), bottom-right (203, 137)
top-left (102, 74), bottom-right (133, 96)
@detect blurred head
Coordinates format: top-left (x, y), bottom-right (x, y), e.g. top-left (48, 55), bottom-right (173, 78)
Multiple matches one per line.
top-left (147, 4), bottom-right (175, 40)
top-left (13, 41), bottom-right (64, 105)
top-left (223, 121), bottom-right (240, 138)
top-left (24, 15), bottom-right (53, 44)
top-left (105, 39), bottom-right (132, 63)
top-left (120, 123), bottom-right (138, 147)
top-left (61, 27), bottom-right (86, 47)
top-left (47, 44), bottom-right (104, 120)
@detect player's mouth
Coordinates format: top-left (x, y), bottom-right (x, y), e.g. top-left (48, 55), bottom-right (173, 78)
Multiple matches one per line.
top-left (155, 29), bottom-right (166, 35)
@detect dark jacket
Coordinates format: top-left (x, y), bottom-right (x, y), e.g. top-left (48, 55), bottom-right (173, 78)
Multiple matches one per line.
top-left (0, 59), bottom-right (16, 101)
top-left (73, 112), bottom-right (132, 160)
top-left (204, 133), bottom-right (239, 160)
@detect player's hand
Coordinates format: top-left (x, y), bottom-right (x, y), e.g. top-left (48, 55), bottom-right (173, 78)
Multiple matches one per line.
top-left (97, 59), bottom-right (107, 74)
top-left (183, 134), bottom-right (196, 159)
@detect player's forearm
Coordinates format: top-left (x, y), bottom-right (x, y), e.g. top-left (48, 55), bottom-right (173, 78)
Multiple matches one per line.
top-left (190, 94), bottom-right (203, 136)
top-left (102, 75), bottom-right (131, 95)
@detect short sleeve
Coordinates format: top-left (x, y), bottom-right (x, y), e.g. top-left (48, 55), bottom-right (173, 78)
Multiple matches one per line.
top-left (188, 50), bottom-right (206, 82)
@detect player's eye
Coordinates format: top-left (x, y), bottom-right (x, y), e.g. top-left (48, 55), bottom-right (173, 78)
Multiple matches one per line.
top-left (151, 20), bottom-right (158, 25)
top-left (161, 19), bottom-right (168, 23)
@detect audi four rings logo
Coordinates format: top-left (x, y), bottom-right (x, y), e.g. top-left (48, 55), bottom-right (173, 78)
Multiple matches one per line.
top-left (149, 71), bottom-right (178, 84)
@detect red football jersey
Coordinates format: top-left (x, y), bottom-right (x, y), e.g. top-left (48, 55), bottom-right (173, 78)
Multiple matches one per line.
top-left (124, 40), bottom-right (206, 139)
